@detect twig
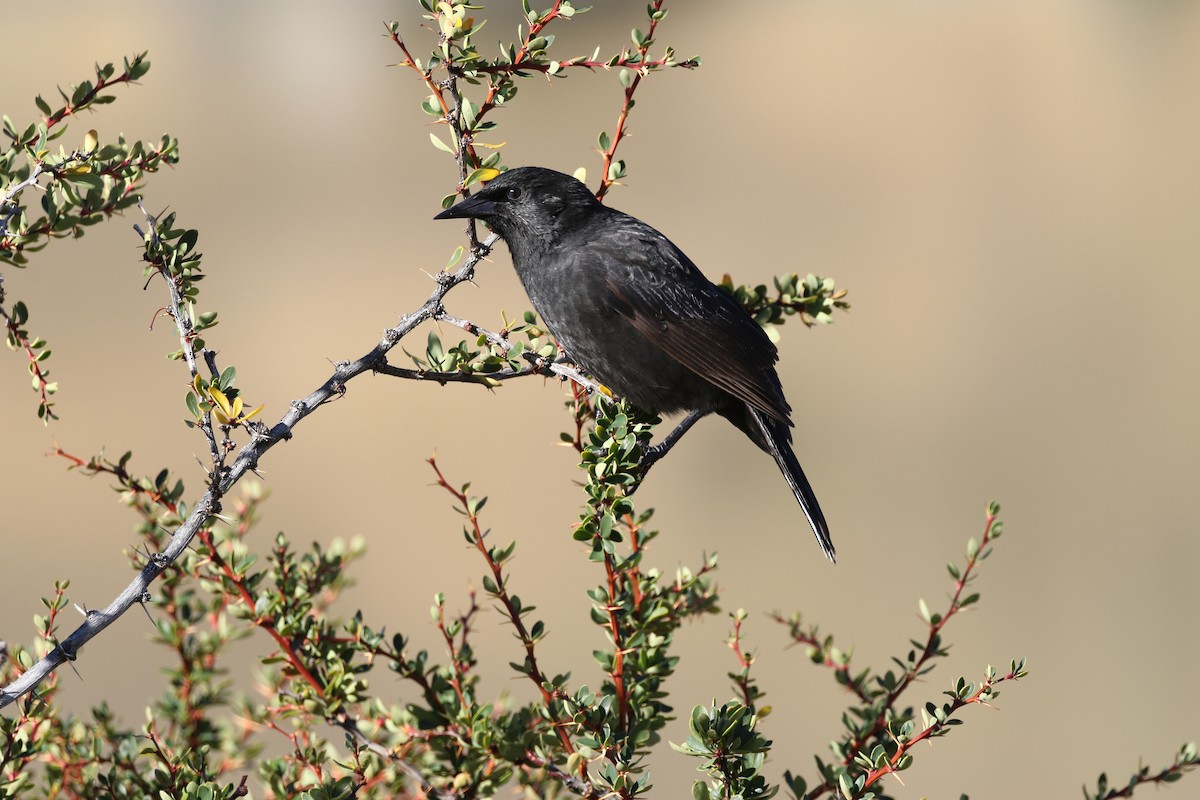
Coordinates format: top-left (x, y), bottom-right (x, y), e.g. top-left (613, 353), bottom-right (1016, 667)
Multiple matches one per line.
top-left (51, 446), bottom-right (181, 515)
top-left (726, 612), bottom-right (757, 710)
top-left (38, 55), bottom-right (147, 132)
top-left (375, 362), bottom-right (524, 384)
top-left (768, 611), bottom-right (873, 705)
top-left (195, 527), bottom-right (325, 695)
top-left (0, 301), bottom-right (56, 421)
top-left (0, 164), bottom-right (45, 238)
top-left (517, 752), bottom-right (603, 800)
top-left (1088, 744), bottom-right (1200, 800)
top-left (328, 711), bottom-right (453, 800)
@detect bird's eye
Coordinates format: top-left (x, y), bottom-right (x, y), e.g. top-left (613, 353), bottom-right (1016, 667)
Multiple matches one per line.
top-left (505, 187), bottom-right (522, 201)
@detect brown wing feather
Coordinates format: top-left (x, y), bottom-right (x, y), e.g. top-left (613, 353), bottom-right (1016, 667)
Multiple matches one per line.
top-left (603, 273), bottom-right (792, 425)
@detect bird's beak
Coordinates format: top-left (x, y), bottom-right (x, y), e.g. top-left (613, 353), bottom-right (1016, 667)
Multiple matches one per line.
top-left (434, 194), bottom-right (496, 221)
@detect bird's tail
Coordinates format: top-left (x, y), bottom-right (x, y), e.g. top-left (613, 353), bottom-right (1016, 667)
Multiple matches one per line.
top-left (749, 407), bottom-right (836, 562)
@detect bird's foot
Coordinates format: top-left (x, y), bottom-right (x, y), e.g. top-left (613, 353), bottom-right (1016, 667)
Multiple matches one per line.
top-left (638, 439), bottom-right (670, 473)
top-left (628, 409), bottom-right (708, 494)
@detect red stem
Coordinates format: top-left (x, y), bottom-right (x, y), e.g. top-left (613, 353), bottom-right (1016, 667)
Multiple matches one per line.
top-left (2, 312), bottom-right (53, 416)
top-left (856, 667), bottom-right (1022, 795)
top-left (596, 0), bottom-right (668, 201)
top-left (197, 529), bottom-right (326, 696)
top-left (435, 601), bottom-right (471, 719)
top-left (603, 552), bottom-right (629, 730)
top-left (427, 457), bottom-right (578, 757)
top-left (51, 446), bottom-right (181, 515)
top-left (727, 615), bottom-right (755, 708)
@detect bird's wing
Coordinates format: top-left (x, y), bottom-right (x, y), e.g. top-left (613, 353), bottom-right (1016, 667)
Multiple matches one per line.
top-left (587, 219), bottom-right (792, 424)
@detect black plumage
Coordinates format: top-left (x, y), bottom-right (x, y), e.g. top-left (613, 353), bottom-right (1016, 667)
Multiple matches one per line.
top-left (435, 167), bottom-right (834, 561)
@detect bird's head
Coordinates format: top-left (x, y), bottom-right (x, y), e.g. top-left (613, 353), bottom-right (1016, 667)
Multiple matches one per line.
top-left (434, 166), bottom-right (601, 243)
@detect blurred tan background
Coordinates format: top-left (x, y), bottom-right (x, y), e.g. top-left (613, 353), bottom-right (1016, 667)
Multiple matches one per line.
top-left (3, 1), bottom-right (1199, 797)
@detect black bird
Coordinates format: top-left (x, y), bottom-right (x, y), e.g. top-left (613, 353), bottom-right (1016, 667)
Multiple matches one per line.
top-left (435, 167), bottom-right (834, 561)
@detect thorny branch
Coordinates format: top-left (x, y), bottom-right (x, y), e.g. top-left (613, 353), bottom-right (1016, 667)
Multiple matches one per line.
top-left (0, 227), bottom-right (508, 709)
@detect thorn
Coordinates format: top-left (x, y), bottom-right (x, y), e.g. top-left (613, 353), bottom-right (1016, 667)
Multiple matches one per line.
top-left (137, 590), bottom-right (156, 626)
top-left (55, 641), bottom-right (82, 681)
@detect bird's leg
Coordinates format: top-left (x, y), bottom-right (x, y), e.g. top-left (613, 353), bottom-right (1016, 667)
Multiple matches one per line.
top-left (639, 409), bottom-right (708, 476)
